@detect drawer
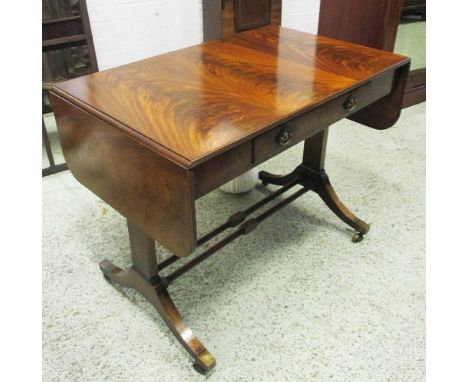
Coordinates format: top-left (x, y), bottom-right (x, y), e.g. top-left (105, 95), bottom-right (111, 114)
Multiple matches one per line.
top-left (192, 140), bottom-right (254, 199)
top-left (253, 71), bottom-right (394, 165)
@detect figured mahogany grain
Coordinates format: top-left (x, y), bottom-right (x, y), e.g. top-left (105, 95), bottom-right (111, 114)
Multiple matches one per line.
top-left (50, 93), bottom-right (197, 257)
top-left (52, 25), bottom-right (409, 168)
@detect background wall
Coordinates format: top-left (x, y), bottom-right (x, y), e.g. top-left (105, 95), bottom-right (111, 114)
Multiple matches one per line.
top-left (87, 0), bottom-right (204, 70)
top-left (87, 0), bottom-right (320, 70)
top-left (282, 0), bottom-right (321, 34)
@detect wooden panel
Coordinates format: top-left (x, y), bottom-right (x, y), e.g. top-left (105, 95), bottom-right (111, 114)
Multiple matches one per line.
top-left (42, 18), bottom-right (84, 40)
top-left (406, 67), bottom-right (425, 89)
top-left (401, 0), bottom-right (425, 19)
top-left (271, 0), bottom-right (282, 26)
top-left (202, 0), bottom-right (221, 41)
top-left (221, 0), bottom-right (236, 38)
top-left (318, 0), bottom-right (404, 51)
top-left (42, 0), bottom-right (81, 20)
top-left (235, 0), bottom-right (271, 31)
top-left (402, 85), bottom-right (425, 108)
top-left (49, 93), bottom-right (197, 258)
top-left (402, 67), bottom-right (425, 108)
top-left (42, 45), bottom-right (94, 82)
top-left (53, 25), bottom-right (409, 168)
top-left (220, 0), bottom-right (281, 38)
top-left (42, 0), bottom-right (98, 75)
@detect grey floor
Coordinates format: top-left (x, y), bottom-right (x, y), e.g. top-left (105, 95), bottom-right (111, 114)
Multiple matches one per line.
top-left (395, 21), bottom-right (426, 70)
top-left (43, 103), bottom-right (425, 382)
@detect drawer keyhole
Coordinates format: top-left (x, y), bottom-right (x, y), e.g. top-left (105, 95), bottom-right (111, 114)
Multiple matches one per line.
top-left (277, 129), bottom-right (293, 146)
top-left (343, 95), bottom-right (358, 111)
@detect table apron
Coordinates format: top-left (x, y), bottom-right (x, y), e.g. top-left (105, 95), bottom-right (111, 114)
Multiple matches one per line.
top-left (192, 69), bottom-right (395, 199)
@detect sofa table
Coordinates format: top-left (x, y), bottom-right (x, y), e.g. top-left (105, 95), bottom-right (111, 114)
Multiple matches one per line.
top-left (50, 25), bottom-right (410, 372)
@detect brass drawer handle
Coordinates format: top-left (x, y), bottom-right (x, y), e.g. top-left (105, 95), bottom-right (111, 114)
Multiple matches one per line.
top-left (343, 94), bottom-right (358, 111)
top-left (277, 128), bottom-right (293, 146)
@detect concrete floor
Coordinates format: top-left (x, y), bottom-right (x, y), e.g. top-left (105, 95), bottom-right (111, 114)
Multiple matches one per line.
top-left (43, 103), bottom-right (425, 381)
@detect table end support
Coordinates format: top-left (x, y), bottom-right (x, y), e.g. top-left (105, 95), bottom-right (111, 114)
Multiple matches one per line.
top-left (306, 167), bottom-right (370, 241)
top-left (260, 127), bottom-right (370, 242)
top-left (99, 222), bottom-right (216, 372)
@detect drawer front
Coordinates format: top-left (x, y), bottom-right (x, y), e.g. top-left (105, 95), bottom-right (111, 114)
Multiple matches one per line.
top-left (253, 71), bottom-right (394, 164)
top-left (192, 140), bottom-right (254, 199)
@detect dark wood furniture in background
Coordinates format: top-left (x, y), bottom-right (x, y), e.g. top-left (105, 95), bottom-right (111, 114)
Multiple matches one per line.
top-left (219, 0), bottom-right (281, 38)
top-left (399, 0), bottom-right (426, 107)
top-left (50, 25), bottom-right (409, 371)
top-left (318, 0), bottom-right (403, 51)
top-left (401, 0), bottom-right (426, 20)
top-left (318, 0), bottom-right (425, 108)
top-left (42, 0), bottom-right (98, 177)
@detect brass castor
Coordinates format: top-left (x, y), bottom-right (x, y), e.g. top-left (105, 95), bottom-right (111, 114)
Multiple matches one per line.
top-left (192, 363), bottom-right (207, 374)
top-left (352, 231), bottom-right (364, 243)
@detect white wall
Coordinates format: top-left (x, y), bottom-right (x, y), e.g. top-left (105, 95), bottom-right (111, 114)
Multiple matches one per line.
top-left (282, 0), bottom-right (321, 34)
top-left (87, 0), bottom-right (203, 70)
top-left (87, 0), bottom-right (320, 71)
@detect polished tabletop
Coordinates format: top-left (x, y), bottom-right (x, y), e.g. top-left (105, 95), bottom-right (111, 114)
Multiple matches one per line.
top-left (54, 25), bottom-right (408, 167)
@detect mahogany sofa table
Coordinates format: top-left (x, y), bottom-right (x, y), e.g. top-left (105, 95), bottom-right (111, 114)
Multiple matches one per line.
top-left (50, 25), bottom-right (410, 372)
